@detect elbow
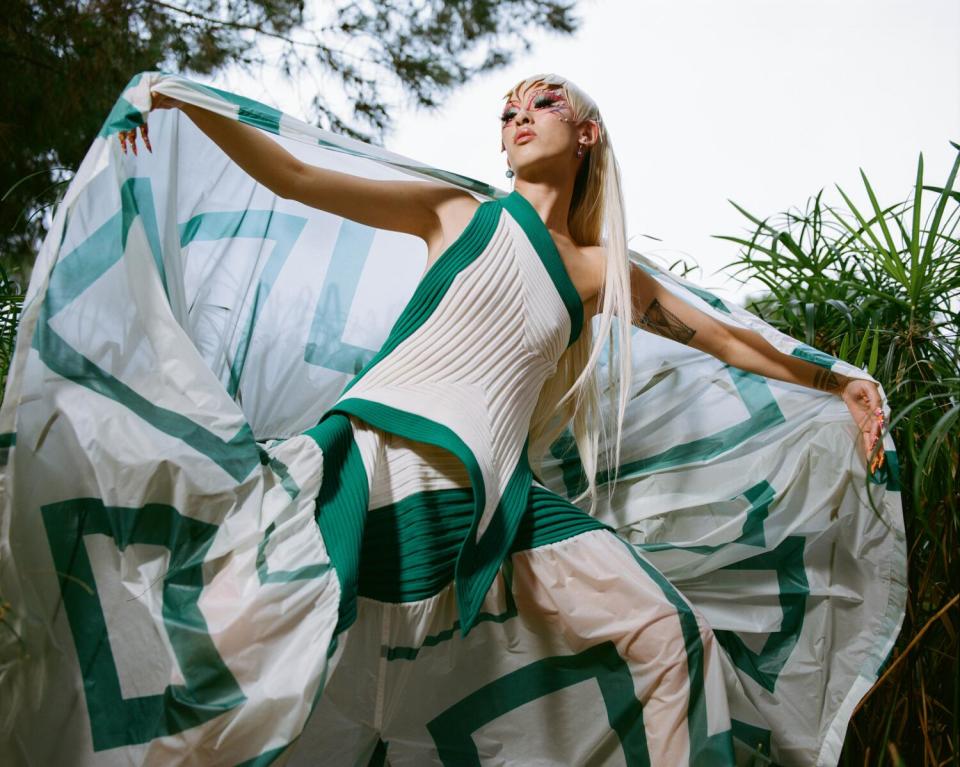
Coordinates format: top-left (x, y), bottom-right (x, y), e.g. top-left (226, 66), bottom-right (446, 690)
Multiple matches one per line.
top-left (713, 326), bottom-right (737, 364)
top-left (272, 158), bottom-right (307, 201)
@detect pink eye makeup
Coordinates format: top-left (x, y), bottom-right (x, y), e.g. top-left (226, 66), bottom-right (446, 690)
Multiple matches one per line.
top-left (500, 87), bottom-right (570, 127)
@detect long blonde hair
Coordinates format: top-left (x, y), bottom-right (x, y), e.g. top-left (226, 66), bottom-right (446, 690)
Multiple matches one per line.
top-left (503, 73), bottom-right (633, 516)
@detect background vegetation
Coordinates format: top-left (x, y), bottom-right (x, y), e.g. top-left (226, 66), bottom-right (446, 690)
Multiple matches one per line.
top-left (1, 3), bottom-right (957, 764)
top-left (0, 0), bottom-right (578, 282)
top-left (717, 142), bottom-right (959, 766)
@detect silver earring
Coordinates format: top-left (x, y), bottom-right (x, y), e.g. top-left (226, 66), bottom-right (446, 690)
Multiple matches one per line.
top-left (505, 168), bottom-right (515, 178)
top-left (577, 143), bottom-right (584, 159)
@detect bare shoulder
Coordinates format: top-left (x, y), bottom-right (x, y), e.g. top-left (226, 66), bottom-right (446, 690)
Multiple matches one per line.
top-left (430, 186), bottom-right (482, 224)
top-left (578, 243), bottom-right (607, 319)
top-left (577, 244), bottom-right (648, 319)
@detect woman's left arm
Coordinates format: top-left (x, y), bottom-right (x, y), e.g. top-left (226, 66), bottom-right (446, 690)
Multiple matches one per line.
top-left (627, 262), bottom-right (886, 470)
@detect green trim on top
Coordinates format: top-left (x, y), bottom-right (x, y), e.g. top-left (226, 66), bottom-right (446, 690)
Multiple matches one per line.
top-left (331, 397), bottom-right (486, 514)
top-left (500, 190), bottom-right (584, 348)
top-left (454, 442), bottom-right (532, 636)
top-left (339, 199), bottom-right (502, 397)
top-left (329, 395), bottom-right (539, 635)
top-left (323, 398), bottom-right (487, 626)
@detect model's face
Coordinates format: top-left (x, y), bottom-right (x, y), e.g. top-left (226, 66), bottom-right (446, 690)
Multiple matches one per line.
top-left (500, 82), bottom-right (580, 176)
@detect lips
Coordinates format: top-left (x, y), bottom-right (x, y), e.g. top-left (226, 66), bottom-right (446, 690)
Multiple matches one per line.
top-left (514, 129), bottom-right (536, 144)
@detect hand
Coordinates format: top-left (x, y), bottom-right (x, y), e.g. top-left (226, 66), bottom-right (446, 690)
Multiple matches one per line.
top-left (118, 91), bottom-right (185, 155)
top-left (840, 378), bottom-right (886, 473)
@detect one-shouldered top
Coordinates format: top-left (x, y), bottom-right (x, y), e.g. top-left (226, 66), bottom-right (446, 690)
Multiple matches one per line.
top-left (305, 189), bottom-right (586, 634)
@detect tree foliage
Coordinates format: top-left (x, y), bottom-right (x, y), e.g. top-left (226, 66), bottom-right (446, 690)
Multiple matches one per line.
top-left (0, 0), bottom-right (579, 279)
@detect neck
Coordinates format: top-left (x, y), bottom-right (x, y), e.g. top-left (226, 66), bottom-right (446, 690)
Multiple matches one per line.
top-left (511, 179), bottom-right (576, 239)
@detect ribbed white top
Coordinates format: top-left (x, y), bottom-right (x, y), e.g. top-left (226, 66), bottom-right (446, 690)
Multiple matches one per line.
top-left (335, 207), bottom-right (572, 536)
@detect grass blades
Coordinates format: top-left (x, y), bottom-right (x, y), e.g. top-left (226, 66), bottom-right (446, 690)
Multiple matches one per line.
top-left (719, 142), bottom-right (960, 765)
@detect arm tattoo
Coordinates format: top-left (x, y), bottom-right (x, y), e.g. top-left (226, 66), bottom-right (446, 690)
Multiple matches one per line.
top-left (812, 368), bottom-right (846, 394)
top-left (638, 298), bottom-right (696, 345)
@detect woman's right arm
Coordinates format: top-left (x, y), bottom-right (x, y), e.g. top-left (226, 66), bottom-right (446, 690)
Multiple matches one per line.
top-left (131, 95), bottom-right (461, 242)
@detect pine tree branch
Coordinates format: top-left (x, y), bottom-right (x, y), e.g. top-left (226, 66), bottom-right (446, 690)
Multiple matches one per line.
top-left (139, 0), bottom-right (331, 48)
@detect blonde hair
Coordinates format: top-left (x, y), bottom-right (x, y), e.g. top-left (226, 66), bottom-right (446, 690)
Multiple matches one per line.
top-left (503, 73), bottom-right (633, 515)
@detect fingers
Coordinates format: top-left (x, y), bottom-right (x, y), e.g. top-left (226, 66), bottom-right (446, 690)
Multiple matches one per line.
top-left (869, 441), bottom-right (885, 473)
top-left (867, 406), bottom-right (885, 473)
top-left (118, 89), bottom-right (170, 154)
top-left (150, 92), bottom-right (183, 111)
top-left (117, 123), bottom-right (153, 155)
top-left (848, 381), bottom-right (886, 474)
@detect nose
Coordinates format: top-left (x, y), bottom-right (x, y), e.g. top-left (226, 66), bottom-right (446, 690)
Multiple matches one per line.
top-left (515, 108), bottom-right (533, 126)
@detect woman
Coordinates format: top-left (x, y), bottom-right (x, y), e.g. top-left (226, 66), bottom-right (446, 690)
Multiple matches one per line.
top-left (2, 73), bottom-right (896, 767)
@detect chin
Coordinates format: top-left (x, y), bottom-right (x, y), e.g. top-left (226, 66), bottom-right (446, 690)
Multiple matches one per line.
top-left (515, 155), bottom-right (564, 177)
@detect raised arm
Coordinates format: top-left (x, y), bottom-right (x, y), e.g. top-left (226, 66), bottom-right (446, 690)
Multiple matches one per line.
top-left (120, 93), bottom-right (462, 243)
top-left (628, 260), bottom-right (885, 468)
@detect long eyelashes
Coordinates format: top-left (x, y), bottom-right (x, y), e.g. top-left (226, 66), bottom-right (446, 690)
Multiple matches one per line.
top-left (500, 89), bottom-right (569, 125)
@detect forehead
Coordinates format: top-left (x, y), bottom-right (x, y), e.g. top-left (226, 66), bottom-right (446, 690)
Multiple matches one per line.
top-left (505, 81), bottom-right (565, 104)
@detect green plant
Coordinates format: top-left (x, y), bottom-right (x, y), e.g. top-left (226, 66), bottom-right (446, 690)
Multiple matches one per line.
top-left (0, 260), bottom-right (23, 397)
top-left (717, 141), bottom-right (960, 765)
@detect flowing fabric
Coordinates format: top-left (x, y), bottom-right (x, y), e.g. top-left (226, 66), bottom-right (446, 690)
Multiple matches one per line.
top-left (0, 72), bottom-right (905, 766)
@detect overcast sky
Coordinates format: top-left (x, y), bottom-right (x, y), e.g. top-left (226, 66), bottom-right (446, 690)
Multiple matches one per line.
top-left (212, 0), bottom-right (960, 305)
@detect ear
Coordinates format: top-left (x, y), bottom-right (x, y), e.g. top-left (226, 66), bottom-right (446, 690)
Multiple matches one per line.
top-left (579, 119), bottom-right (600, 149)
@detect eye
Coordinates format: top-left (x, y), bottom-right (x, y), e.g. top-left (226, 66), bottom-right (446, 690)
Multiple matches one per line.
top-left (500, 108), bottom-right (517, 124)
top-left (533, 94), bottom-right (560, 108)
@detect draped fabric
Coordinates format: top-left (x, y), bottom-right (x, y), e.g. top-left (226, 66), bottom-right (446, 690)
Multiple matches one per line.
top-left (0, 72), bottom-right (905, 766)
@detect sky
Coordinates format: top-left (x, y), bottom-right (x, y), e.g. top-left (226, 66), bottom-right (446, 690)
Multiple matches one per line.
top-left (211, 0), bottom-right (960, 306)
